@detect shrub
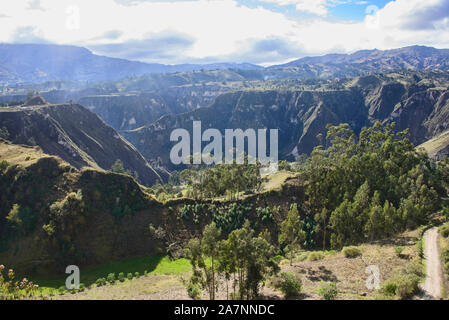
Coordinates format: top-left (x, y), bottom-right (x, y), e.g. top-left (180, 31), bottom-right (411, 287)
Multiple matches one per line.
top-left (275, 272), bottom-right (302, 298)
top-left (118, 272), bottom-right (125, 282)
top-left (318, 282), bottom-right (338, 300)
top-left (440, 223), bottom-right (449, 238)
top-left (187, 281), bottom-right (201, 300)
top-left (394, 246), bottom-right (405, 257)
top-left (0, 265), bottom-right (39, 299)
top-left (405, 258), bottom-right (424, 278)
top-left (342, 246), bottom-right (362, 258)
top-left (295, 252), bottom-right (308, 262)
top-left (107, 273), bottom-right (115, 283)
top-left (58, 286), bottom-right (66, 294)
top-left (95, 278), bottom-right (106, 287)
top-left (134, 272), bottom-right (140, 278)
top-left (273, 255), bottom-right (283, 264)
top-left (381, 274), bottom-right (420, 299)
top-left (127, 273), bottom-right (133, 280)
top-left (279, 259), bottom-right (290, 266)
top-left (0, 160), bottom-right (9, 173)
top-left (308, 251), bottom-right (325, 261)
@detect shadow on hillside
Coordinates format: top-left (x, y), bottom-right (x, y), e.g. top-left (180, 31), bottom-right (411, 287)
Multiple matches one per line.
top-left (306, 266), bottom-right (338, 282)
top-left (35, 255), bottom-right (166, 288)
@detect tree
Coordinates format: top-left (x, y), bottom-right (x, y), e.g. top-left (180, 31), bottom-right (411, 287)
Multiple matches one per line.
top-left (0, 126), bottom-right (9, 140)
top-left (111, 159), bottom-right (126, 174)
top-left (186, 222), bottom-right (221, 300)
top-left (279, 204), bottom-right (306, 265)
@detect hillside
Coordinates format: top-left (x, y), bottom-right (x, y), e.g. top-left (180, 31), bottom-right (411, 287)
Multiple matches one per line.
top-left (271, 46), bottom-right (449, 79)
top-left (419, 129), bottom-right (449, 160)
top-left (123, 72), bottom-right (449, 170)
top-left (0, 102), bottom-right (162, 185)
top-left (0, 140), bottom-right (303, 276)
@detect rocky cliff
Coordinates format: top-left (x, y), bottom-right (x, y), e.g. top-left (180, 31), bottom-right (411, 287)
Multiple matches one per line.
top-left (0, 103), bottom-right (162, 185)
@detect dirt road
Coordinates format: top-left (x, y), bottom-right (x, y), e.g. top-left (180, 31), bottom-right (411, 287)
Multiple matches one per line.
top-left (422, 227), bottom-right (443, 299)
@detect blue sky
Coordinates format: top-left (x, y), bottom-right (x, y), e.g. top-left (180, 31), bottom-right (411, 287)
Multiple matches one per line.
top-left (237, 0), bottom-right (391, 21)
top-left (1, 0), bottom-right (449, 65)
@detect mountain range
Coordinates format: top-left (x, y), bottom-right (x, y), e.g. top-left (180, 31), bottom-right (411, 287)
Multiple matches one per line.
top-left (0, 43), bottom-right (261, 84)
top-left (1, 44), bottom-right (449, 85)
top-left (1, 43), bottom-right (449, 180)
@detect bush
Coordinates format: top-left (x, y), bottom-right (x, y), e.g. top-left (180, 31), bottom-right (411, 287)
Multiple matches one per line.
top-left (279, 259), bottom-right (290, 266)
top-left (381, 274), bottom-right (420, 299)
top-left (0, 160), bottom-right (9, 173)
top-left (440, 223), bottom-right (449, 238)
top-left (273, 255), bottom-right (283, 264)
top-left (405, 258), bottom-right (424, 278)
top-left (342, 246), bottom-right (362, 258)
top-left (95, 278), bottom-right (106, 287)
top-left (295, 252), bottom-right (308, 262)
top-left (118, 272), bottom-right (125, 282)
top-left (107, 273), bottom-right (115, 283)
top-left (394, 246), bottom-right (405, 257)
top-left (318, 282), bottom-right (338, 300)
top-left (134, 272), bottom-right (140, 278)
top-left (187, 281), bottom-right (201, 300)
top-left (275, 272), bottom-right (302, 298)
top-left (308, 251), bottom-right (325, 261)
top-left (127, 273), bottom-right (133, 280)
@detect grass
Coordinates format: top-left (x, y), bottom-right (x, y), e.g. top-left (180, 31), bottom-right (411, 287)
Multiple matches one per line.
top-left (0, 141), bottom-right (44, 167)
top-left (262, 170), bottom-right (296, 191)
top-left (418, 129), bottom-right (449, 158)
top-left (35, 255), bottom-right (192, 295)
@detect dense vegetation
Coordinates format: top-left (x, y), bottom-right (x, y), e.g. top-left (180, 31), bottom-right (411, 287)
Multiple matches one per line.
top-left (150, 160), bottom-right (264, 201)
top-left (299, 122), bottom-right (447, 249)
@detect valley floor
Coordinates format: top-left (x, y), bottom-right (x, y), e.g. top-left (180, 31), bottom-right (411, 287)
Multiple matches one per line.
top-left (47, 230), bottom-right (423, 300)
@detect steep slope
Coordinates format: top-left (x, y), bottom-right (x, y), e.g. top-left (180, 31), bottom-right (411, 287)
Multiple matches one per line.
top-left (123, 73), bottom-right (449, 170)
top-left (0, 142), bottom-right (163, 275)
top-left (0, 102), bottom-right (161, 185)
top-left (122, 89), bottom-right (369, 170)
top-left (418, 129), bottom-right (449, 160)
top-left (76, 84), bottom-right (233, 131)
top-left (0, 141), bottom-right (301, 275)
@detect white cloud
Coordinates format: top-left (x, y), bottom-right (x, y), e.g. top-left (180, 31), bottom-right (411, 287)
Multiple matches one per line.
top-left (0, 0), bottom-right (448, 65)
top-left (260, 0), bottom-right (329, 16)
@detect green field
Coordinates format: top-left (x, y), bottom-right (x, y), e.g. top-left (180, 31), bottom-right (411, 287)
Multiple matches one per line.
top-left (35, 255), bottom-right (192, 294)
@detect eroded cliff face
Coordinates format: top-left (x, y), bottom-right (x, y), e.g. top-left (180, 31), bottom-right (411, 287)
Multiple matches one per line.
top-left (0, 103), bottom-right (162, 186)
top-left (122, 74), bottom-right (449, 171)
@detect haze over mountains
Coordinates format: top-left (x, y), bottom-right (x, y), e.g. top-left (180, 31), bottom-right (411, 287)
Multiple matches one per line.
top-left (0, 43), bottom-right (262, 84)
top-left (1, 44), bottom-right (449, 85)
top-left (1, 43), bottom-right (449, 182)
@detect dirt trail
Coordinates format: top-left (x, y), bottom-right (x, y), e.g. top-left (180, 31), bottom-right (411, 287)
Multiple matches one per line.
top-left (422, 227), bottom-right (443, 299)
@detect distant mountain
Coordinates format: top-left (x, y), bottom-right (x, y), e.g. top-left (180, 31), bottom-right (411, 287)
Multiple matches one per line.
top-left (270, 46), bottom-right (449, 79)
top-left (0, 43), bottom-right (262, 84)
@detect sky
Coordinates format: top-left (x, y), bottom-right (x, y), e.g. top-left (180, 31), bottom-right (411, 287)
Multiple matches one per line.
top-left (0, 0), bottom-right (448, 66)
